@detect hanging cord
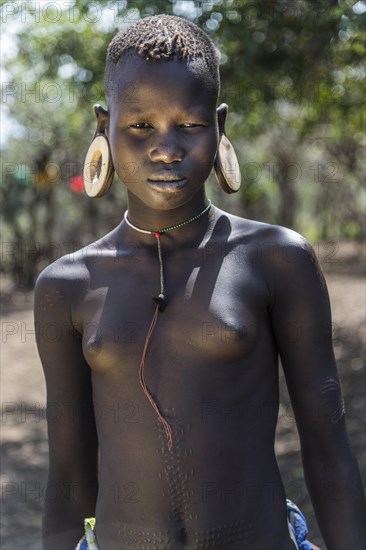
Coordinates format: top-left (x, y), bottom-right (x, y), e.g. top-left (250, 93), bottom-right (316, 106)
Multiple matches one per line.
top-left (138, 302), bottom-right (173, 451)
top-left (124, 201), bottom-right (212, 451)
top-left (152, 232), bottom-right (166, 311)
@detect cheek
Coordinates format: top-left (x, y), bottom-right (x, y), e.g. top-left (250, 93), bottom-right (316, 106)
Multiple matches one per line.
top-left (190, 134), bottom-right (218, 175)
top-left (204, 128), bottom-right (219, 159)
top-left (109, 134), bottom-right (145, 181)
top-left (120, 160), bottom-right (142, 186)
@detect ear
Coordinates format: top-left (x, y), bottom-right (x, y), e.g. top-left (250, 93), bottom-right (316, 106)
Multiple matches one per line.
top-left (93, 104), bottom-right (110, 138)
top-left (216, 103), bottom-right (228, 135)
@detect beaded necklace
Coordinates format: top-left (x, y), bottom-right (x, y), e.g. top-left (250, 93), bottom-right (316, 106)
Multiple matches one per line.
top-left (124, 200), bottom-right (211, 310)
top-left (123, 200), bottom-right (212, 450)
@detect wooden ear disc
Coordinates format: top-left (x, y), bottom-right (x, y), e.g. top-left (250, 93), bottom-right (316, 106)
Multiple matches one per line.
top-left (83, 133), bottom-right (114, 198)
top-left (214, 134), bottom-right (241, 194)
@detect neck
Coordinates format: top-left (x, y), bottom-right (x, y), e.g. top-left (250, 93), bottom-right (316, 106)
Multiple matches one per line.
top-left (125, 188), bottom-right (209, 233)
top-left (126, 201), bottom-right (211, 233)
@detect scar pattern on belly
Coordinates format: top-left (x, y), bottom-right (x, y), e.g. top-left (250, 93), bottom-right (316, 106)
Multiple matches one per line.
top-left (193, 520), bottom-right (255, 549)
top-left (157, 408), bottom-right (196, 523)
top-left (117, 523), bottom-right (172, 550)
top-left (321, 377), bottom-right (345, 423)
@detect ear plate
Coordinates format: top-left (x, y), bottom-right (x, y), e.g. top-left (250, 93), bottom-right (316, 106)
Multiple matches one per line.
top-left (83, 133), bottom-right (114, 198)
top-left (214, 134), bottom-right (241, 194)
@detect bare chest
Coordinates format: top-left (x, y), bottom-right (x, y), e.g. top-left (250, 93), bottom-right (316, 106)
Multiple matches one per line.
top-left (76, 253), bottom-right (270, 374)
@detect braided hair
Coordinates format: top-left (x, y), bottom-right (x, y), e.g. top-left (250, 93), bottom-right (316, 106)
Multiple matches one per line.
top-left (105, 14), bottom-right (220, 101)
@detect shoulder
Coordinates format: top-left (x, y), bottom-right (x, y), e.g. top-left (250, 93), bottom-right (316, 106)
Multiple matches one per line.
top-left (35, 248), bottom-right (88, 296)
top-left (214, 209), bottom-right (323, 303)
top-left (249, 222), bottom-right (316, 270)
top-left (34, 252), bottom-right (88, 323)
top-left (215, 207), bottom-right (315, 263)
top-left (35, 227), bottom-right (120, 296)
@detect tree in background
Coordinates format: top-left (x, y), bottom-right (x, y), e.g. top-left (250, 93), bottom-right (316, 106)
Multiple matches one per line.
top-left (1, 0), bottom-right (365, 287)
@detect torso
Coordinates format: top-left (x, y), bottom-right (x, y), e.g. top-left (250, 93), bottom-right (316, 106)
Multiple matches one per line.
top-left (69, 208), bottom-right (296, 549)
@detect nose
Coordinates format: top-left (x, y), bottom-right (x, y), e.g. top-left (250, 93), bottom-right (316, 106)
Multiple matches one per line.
top-left (149, 135), bottom-right (184, 163)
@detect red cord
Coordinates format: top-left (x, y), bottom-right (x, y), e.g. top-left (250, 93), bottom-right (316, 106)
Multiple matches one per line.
top-left (138, 304), bottom-right (173, 451)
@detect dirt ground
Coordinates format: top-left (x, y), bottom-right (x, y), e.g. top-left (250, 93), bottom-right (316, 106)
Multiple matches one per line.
top-left (1, 240), bottom-right (365, 549)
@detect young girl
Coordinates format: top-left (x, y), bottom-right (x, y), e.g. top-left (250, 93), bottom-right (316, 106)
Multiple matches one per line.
top-left (35, 14), bottom-right (366, 550)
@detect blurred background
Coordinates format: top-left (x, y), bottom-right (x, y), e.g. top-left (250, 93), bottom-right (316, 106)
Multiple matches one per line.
top-left (1, 0), bottom-right (365, 548)
top-left (1, 0), bottom-right (365, 287)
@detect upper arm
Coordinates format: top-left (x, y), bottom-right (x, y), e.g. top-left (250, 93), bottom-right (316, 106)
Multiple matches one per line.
top-left (34, 264), bottom-right (98, 492)
top-left (267, 230), bottom-right (347, 459)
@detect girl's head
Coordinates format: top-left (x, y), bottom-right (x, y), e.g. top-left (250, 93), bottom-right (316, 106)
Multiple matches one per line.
top-left (91, 15), bottom-right (232, 211)
top-left (96, 15), bottom-right (223, 213)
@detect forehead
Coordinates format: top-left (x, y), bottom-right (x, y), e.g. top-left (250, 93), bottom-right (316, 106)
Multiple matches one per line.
top-left (107, 55), bottom-right (216, 114)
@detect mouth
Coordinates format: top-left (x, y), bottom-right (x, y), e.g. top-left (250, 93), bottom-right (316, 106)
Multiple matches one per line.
top-left (147, 175), bottom-right (188, 192)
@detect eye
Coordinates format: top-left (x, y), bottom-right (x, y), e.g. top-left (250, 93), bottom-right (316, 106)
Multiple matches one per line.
top-left (129, 123), bottom-right (152, 129)
top-left (180, 123), bottom-right (203, 128)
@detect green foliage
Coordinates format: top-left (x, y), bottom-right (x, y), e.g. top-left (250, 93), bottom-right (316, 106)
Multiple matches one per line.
top-left (1, 0), bottom-right (365, 286)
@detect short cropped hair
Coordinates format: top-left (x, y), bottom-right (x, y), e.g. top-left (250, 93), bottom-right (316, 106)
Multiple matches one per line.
top-left (104, 14), bottom-right (220, 101)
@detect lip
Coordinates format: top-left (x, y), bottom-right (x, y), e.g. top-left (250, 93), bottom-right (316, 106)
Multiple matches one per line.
top-left (147, 177), bottom-right (188, 192)
top-left (148, 172), bottom-right (186, 182)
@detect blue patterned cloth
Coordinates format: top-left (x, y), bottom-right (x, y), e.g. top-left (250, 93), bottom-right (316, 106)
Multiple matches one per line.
top-left (76, 538), bottom-right (88, 550)
top-left (287, 499), bottom-right (314, 550)
top-left (75, 518), bottom-right (99, 550)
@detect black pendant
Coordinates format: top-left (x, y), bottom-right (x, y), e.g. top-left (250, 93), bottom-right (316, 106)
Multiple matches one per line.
top-left (153, 295), bottom-right (166, 312)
